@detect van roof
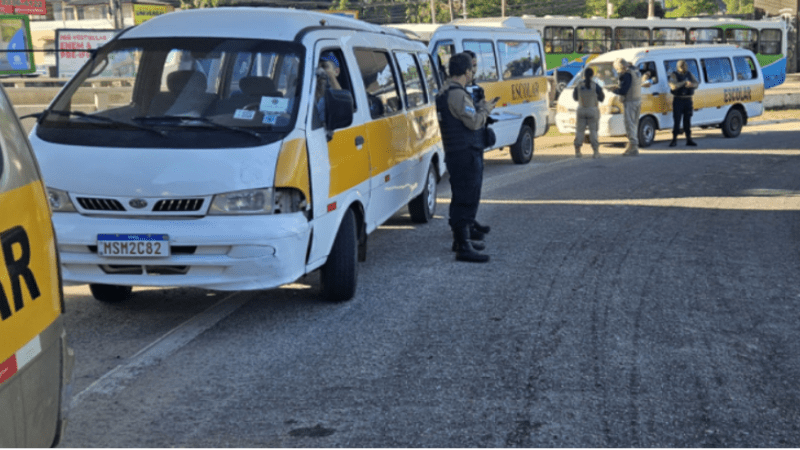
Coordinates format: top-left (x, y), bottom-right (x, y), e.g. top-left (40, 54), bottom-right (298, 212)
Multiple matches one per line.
top-left (591, 44), bottom-right (746, 63)
top-left (122, 7), bottom-right (408, 41)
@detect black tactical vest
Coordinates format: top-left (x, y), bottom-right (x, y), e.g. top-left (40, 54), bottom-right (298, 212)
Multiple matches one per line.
top-left (436, 85), bottom-right (484, 152)
top-left (671, 71), bottom-right (696, 97)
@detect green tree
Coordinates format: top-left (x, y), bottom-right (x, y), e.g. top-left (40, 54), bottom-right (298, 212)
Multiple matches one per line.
top-left (664, 0), bottom-right (718, 17)
top-left (180, 0), bottom-right (219, 9)
top-left (723, 0), bottom-right (754, 14)
top-left (586, 0), bottom-right (665, 18)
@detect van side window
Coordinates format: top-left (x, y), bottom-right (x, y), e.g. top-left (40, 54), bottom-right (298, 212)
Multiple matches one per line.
top-left (354, 49), bottom-right (402, 119)
top-left (701, 57), bottom-right (734, 84)
top-left (733, 56), bottom-right (758, 81)
top-left (418, 52), bottom-right (440, 101)
top-left (432, 40), bottom-right (455, 80)
top-left (463, 40), bottom-right (498, 82)
top-left (638, 61), bottom-right (658, 84)
top-left (498, 40), bottom-right (543, 79)
top-left (664, 59), bottom-right (701, 85)
top-left (313, 48), bottom-right (356, 130)
top-left (394, 51), bottom-right (425, 109)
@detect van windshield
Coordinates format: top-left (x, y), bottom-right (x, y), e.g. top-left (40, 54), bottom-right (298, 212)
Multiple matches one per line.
top-left (567, 62), bottom-right (618, 89)
top-left (37, 37), bottom-right (304, 148)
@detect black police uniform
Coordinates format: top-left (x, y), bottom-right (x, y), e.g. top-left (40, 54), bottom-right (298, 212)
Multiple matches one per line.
top-left (670, 71), bottom-right (697, 144)
top-left (437, 83), bottom-right (485, 232)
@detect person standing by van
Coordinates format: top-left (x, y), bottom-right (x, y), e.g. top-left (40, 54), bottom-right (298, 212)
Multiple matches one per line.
top-left (436, 52), bottom-right (497, 263)
top-left (572, 67), bottom-right (605, 159)
top-left (463, 49), bottom-right (492, 240)
top-left (611, 58), bottom-right (642, 156)
top-left (668, 59), bottom-right (698, 147)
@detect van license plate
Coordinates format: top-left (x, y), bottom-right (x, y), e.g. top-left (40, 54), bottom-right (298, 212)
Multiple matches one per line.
top-left (97, 234), bottom-right (170, 257)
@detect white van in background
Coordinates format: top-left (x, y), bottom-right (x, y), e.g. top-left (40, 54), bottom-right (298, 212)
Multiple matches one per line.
top-left (555, 45), bottom-right (765, 147)
top-left (403, 18), bottom-right (550, 164)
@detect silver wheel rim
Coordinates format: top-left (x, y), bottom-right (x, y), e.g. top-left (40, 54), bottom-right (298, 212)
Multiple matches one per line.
top-left (426, 170), bottom-right (436, 212)
top-left (522, 132), bottom-right (533, 158)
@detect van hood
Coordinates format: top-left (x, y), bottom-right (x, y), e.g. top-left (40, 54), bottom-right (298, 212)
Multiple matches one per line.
top-left (28, 132), bottom-right (281, 197)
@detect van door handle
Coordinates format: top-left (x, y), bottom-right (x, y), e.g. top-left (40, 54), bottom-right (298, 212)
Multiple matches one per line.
top-left (355, 135), bottom-right (364, 150)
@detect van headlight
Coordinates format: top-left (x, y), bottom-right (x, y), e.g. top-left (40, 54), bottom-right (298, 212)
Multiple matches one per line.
top-left (47, 187), bottom-right (77, 212)
top-left (208, 188), bottom-right (308, 215)
top-left (600, 105), bottom-right (622, 114)
top-left (209, 188), bottom-right (273, 215)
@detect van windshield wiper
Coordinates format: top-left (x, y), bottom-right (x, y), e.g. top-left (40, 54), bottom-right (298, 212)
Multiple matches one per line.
top-left (47, 110), bottom-right (167, 137)
top-left (132, 115), bottom-right (265, 140)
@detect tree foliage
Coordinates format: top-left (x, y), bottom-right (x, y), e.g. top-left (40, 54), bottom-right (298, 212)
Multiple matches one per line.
top-left (664, 0), bottom-right (719, 17)
top-left (585, 0), bottom-right (666, 18)
top-left (180, 0), bottom-right (219, 9)
top-left (723, 0), bottom-right (754, 15)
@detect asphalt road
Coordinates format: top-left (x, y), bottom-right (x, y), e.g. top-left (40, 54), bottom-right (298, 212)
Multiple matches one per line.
top-left (58, 118), bottom-right (800, 447)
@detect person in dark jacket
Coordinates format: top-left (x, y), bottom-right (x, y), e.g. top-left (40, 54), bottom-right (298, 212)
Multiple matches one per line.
top-left (436, 52), bottom-right (497, 263)
top-left (668, 59), bottom-right (699, 147)
top-left (611, 58), bottom-right (642, 156)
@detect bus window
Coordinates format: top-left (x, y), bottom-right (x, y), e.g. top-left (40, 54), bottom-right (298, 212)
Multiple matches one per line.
top-left (689, 28), bottom-right (723, 44)
top-left (432, 39), bottom-right (455, 80)
top-left (544, 26), bottom-right (574, 53)
top-left (463, 40), bottom-right (499, 82)
top-left (725, 28), bottom-right (758, 53)
top-left (614, 27), bottom-right (649, 49)
top-left (575, 27), bottom-right (612, 53)
top-left (759, 29), bottom-right (781, 55)
top-left (653, 28), bottom-right (686, 46)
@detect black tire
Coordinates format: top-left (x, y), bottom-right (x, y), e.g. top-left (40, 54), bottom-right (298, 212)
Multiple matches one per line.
top-left (510, 124), bottom-right (534, 164)
top-left (89, 284), bottom-right (132, 303)
top-left (409, 163), bottom-right (437, 223)
top-left (638, 116), bottom-right (657, 148)
top-left (722, 108), bottom-right (743, 138)
top-left (320, 209), bottom-right (358, 302)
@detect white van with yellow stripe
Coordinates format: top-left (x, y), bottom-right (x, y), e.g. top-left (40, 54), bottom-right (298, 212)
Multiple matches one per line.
top-left (27, 8), bottom-right (444, 303)
top-left (0, 84), bottom-right (74, 446)
top-left (555, 45), bottom-right (764, 147)
top-left (427, 19), bottom-right (550, 164)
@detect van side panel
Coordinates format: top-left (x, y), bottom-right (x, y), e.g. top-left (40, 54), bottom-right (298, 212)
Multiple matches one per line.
top-left (275, 138), bottom-right (311, 204)
top-left (327, 124), bottom-right (370, 198)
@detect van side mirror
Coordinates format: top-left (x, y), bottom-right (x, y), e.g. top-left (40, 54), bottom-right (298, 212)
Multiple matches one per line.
top-left (325, 88), bottom-right (354, 133)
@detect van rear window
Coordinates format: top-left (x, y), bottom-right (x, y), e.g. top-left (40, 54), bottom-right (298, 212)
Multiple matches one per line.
top-left (702, 57), bottom-right (734, 84)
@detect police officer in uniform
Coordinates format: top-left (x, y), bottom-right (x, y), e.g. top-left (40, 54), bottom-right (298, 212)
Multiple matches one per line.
top-left (611, 58), bottom-right (642, 156)
top-left (436, 53), bottom-right (497, 263)
top-left (573, 67), bottom-right (605, 159)
top-left (668, 59), bottom-right (698, 147)
top-left (463, 49), bottom-right (493, 241)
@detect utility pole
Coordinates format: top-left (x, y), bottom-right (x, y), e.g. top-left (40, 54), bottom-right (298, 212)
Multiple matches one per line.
top-left (502, 0), bottom-right (506, 17)
top-left (448, 0), bottom-right (454, 21)
top-left (462, 0), bottom-right (467, 19)
top-left (431, 0), bottom-right (436, 24)
top-left (109, 0), bottom-right (122, 29)
top-left (648, 0), bottom-right (655, 18)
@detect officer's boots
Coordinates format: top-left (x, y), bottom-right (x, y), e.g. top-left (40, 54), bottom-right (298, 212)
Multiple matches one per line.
top-left (686, 132), bottom-right (697, 146)
top-left (669, 134), bottom-right (678, 147)
top-left (592, 146), bottom-right (600, 159)
top-left (453, 226), bottom-right (489, 263)
top-left (575, 145), bottom-right (582, 158)
top-left (622, 142), bottom-right (639, 156)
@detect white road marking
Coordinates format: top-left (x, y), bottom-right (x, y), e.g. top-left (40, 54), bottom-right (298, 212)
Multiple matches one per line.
top-left (70, 292), bottom-right (249, 409)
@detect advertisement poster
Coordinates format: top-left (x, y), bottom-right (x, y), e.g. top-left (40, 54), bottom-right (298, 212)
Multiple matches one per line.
top-left (0, 15), bottom-right (34, 75)
top-left (133, 3), bottom-right (175, 25)
top-left (56, 29), bottom-right (116, 78)
top-left (0, 0), bottom-right (46, 15)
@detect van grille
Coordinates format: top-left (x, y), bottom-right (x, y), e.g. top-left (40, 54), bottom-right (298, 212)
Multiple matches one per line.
top-left (153, 198), bottom-right (204, 212)
top-left (77, 197), bottom-right (125, 211)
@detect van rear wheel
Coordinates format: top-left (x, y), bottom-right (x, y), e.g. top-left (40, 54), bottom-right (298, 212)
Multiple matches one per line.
top-left (722, 109), bottom-right (743, 138)
top-left (510, 125), bottom-right (534, 164)
top-left (320, 209), bottom-right (358, 302)
top-left (638, 116), bottom-right (656, 148)
top-left (89, 284), bottom-right (132, 303)
top-left (409, 163), bottom-right (437, 223)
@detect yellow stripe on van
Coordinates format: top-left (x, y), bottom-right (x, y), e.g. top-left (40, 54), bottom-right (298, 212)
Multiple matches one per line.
top-left (275, 138), bottom-right (311, 205)
top-left (328, 124), bottom-right (369, 198)
top-left (479, 76), bottom-right (549, 106)
top-left (0, 181), bottom-right (60, 364)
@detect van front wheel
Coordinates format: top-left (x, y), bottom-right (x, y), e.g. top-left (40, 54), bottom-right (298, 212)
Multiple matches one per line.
top-left (638, 116), bottom-right (656, 148)
top-left (722, 109), bottom-right (743, 138)
top-left (320, 209), bottom-right (358, 302)
top-left (89, 284), bottom-right (132, 303)
top-left (510, 125), bottom-right (534, 164)
top-left (409, 163), bottom-right (437, 223)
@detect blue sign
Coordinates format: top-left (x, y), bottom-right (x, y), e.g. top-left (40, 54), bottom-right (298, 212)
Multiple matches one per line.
top-left (561, 57), bottom-right (569, 67)
top-left (6, 28), bottom-right (29, 71)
